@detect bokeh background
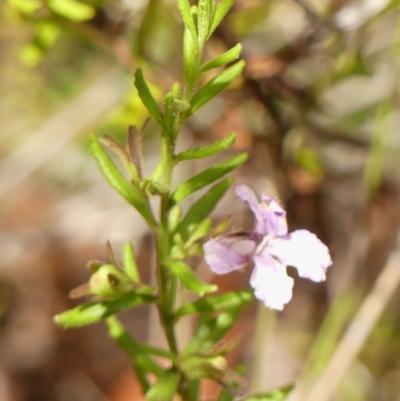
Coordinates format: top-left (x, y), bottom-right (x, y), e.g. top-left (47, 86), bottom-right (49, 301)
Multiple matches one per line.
top-left (2, 0), bottom-right (400, 400)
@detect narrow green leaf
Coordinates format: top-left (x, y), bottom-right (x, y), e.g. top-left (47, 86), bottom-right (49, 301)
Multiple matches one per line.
top-left (99, 134), bottom-right (139, 181)
top-left (146, 370), bottom-right (181, 401)
top-left (176, 133), bottom-right (236, 162)
top-left (165, 260), bottom-right (217, 296)
top-left (48, 0), bottom-right (95, 21)
top-left (175, 290), bottom-right (253, 319)
top-left (184, 309), bottom-right (243, 354)
top-left (175, 178), bottom-right (232, 239)
top-left (209, 0), bottom-right (235, 37)
top-left (167, 205), bottom-right (182, 232)
top-left (177, 0), bottom-right (197, 39)
top-left (171, 153), bottom-right (247, 205)
top-left (54, 292), bottom-right (156, 328)
top-left (134, 69), bottom-right (168, 131)
top-left (185, 218), bottom-right (212, 247)
top-left (90, 135), bottom-right (155, 226)
top-left (183, 26), bottom-right (199, 91)
top-left (123, 242), bottom-right (140, 282)
top-left (107, 316), bottom-right (163, 393)
top-left (197, 0), bottom-right (213, 45)
top-left (190, 60), bottom-right (245, 115)
top-left (200, 44), bottom-right (242, 73)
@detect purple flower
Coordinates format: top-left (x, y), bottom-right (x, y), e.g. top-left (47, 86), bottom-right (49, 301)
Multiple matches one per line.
top-left (203, 185), bottom-right (332, 310)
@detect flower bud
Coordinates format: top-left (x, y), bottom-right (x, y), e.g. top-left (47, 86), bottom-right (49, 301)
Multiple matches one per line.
top-left (89, 264), bottom-right (131, 298)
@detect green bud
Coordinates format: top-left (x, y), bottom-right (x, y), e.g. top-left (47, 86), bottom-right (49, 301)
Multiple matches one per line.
top-left (89, 264), bottom-right (132, 298)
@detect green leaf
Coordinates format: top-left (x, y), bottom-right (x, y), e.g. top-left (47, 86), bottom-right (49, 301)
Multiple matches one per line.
top-left (185, 218), bottom-right (212, 247)
top-left (183, 26), bottom-right (199, 92)
top-left (99, 134), bottom-right (139, 181)
top-left (176, 178), bottom-right (232, 240)
top-left (197, 0), bottom-right (214, 45)
top-left (54, 292), bottom-right (156, 328)
top-left (190, 60), bottom-right (245, 115)
top-left (171, 153), bottom-right (247, 205)
top-left (176, 133), bottom-right (236, 161)
top-left (90, 135), bottom-right (155, 226)
top-left (48, 0), bottom-right (95, 21)
top-left (184, 309), bottom-right (243, 354)
top-left (200, 44), bottom-right (242, 73)
top-left (209, 0), bottom-right (235, 37)
top-left (167, 205), bottom-right (182, 232)
top-left (123, 242), bottom-right (140, 282)
top-left (177, 0), bottom-right (197, 39)
top-left (107, 316), bottom-right (163, 392)
top-left (165, 260), bottom-right (217, 296)
top-left (146, 370), bottom-right (181, 401)
top-left (134, 69), bottom-right (168, 132)
top-left (241, 385), bottom-right (293, 401)
top-left (175, 290), bottom-right (253, 319)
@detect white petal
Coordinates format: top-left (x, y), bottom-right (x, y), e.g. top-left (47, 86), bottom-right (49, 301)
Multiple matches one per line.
top-left (268, 230), bottom-right (332, 282)
top-left (250, 253), bottom-right (294, 310)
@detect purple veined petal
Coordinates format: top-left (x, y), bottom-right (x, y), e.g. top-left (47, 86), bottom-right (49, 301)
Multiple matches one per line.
top-left (259, 194), bottom-right (288, 236)
top-left (235, 185), bottom-right (263, 225)
top-left (235, 185), bottom-right (288, 236)
top-left (250, 253), bottom-right (294, 310)
top-left (267, 230), bottom-right (332, 282)
top-left (203, 236), bottom-right (256, 275)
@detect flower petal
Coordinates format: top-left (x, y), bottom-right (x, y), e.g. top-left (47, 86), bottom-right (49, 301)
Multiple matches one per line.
top-left (235, 185), bottom-right (287, 236)
top-left (259, 194), bottom-right (288, 236)
top-left (268, 230), bottom-right (332, 282)
top-left (250, 253), bottom-right (294, 310)
top-left (203, 236), bottom-right (256, 275)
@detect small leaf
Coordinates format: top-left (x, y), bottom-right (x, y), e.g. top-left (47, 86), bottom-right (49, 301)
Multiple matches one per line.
top-left (184, 309), bottom-right (243, 354)
top-left (167, 205), bottom-right (182, 232)
top-left (171, 154), bottom-right (247, 205)
top-left (134, 69), bottom-right (168, 132)
top-left (165, 260), bottom-right (217, 296)
top-left (197, 0), bottom-right (214, 45)
top-left (146, 370), bottom-right (181, 401)
top-left (123, 242), bottom-right (140, 282)
top-left (176, 178), bottom-right (232, 239)
top-left (200, 44), bottom-right (242, 73)
top-left (127, 125), bottom-right (144, 180)
top-left (54, 292), bottom-right (156, 328)
top-left (100, 134), bottom-right (139, 180)
top-left (90, 135), bottom-right (155, 226)
top-left (175, 290), bottom-right (253, 319)
top-left (176, 133), bottom-right (236, 162)
top-left (185, 218), bottom-right (212, 247)
top-left (47, 0), bottom-right (95, 21)
top-left (107, 316), bottom-right (163, 392)
top-left (209, 0), bottom-right (235, 37)
top-left (190, 60), bottom-right (245, 115)
top-left (183, 26), bottom-right (199, 91)
top-left (177, 0), bottom-right (198, 39)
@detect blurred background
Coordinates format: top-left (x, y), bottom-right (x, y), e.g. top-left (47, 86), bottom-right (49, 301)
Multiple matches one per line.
top-left (2, 0), bottom-right (400, 400)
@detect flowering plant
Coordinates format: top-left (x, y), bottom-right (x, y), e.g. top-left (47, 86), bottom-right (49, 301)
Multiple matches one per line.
top-left (204, 185), bottom-right (332, 310)
top-left (53, 0), bottom-right (332, 399)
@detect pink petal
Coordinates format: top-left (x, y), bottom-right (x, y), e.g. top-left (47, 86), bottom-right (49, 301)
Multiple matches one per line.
top-left (203, 237), bottom-right (256, 275)
top-left (235, 185), bottom-right (288, 236)
top-left (268, 230), bottom-right (332, 282)
top-left (250, 253), bottom-right (294, 310)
